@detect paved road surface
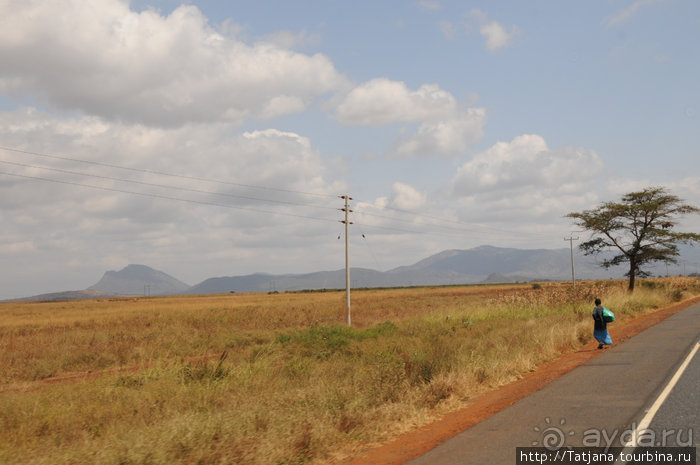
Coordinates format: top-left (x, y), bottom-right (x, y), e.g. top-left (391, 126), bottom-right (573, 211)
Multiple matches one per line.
top-left (407, 302), bottom-right (700, 465)
top-left (644, 342), bottom-right (698, 448)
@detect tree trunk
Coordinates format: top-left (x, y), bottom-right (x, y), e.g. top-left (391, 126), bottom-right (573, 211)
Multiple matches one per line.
top-left (628, 260), bottom-right (636, 292)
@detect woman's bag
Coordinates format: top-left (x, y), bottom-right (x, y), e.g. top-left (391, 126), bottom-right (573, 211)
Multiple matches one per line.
top-left (602, 307), bottom-right (615, 323)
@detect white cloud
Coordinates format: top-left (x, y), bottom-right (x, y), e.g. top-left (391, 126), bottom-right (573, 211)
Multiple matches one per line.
top-left (603, 0), bottom-right (659, 27)
top-left (336, 78), bottom-right (457, 126)
top-left (0, 108), bottom-right (342, 235)
top-left (389, 108), bottom-right (486, 158)
top-left (260, 95), bottom-right (307, 120)
top-left (336, 78), bottom-right (486, 157)
top-left (0, 0), bottom-right (347, 127)
top-left (468, 9), bottom-right (518, 52)
top-left (389, 182), bottom-right (427, 211)
top-left (255, 29), bottom-right (321, 49)
top-left (480, 21), bottom-right (514, 51)
top-left (452, 134), bottom-right (605, 198)
top-left (418, 1), bottom-right (442, 11)
top-left (350, 135), bottom-right (608, 250)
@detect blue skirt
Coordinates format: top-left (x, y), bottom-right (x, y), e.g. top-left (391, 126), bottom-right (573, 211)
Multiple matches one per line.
top-left (594, 328), bottom-right (612, 345)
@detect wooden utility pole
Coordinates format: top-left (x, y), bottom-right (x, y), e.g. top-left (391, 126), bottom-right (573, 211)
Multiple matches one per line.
top-left (339, 195), bottom-right (353, 326)
top-left (564, 236), bottom-right (579, 288)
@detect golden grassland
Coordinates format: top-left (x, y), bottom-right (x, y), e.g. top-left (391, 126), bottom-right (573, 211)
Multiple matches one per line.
top-left (1, 278), bottom-right (698, 465)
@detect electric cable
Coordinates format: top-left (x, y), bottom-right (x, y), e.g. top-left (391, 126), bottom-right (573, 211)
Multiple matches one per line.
top-left (1, 145), bottom-right (519, 235)
top-left (0, 145), bottom-right (337, 199)
top-left (0, 170), bottom-right (340, 224)
top-left (1, 145), bottom-right (535, 241)
top-left (0, 158), bottom-right (338, 211)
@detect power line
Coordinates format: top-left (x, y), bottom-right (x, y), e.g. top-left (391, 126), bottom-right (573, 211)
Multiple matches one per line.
top-left (1, 146), bottom-right (527, 237)
top-left (0, 145), bottom-right (546, 244)
top-left (0, 145), bottom-right (337, 199)
top-left (358, 229), bottom-right (382, 271)
top-left (0, 153), bottom-right (495, 238)
top-left (0, 158), bottom-right (338, 212)
top-left (0, 170), bottom-right (340, 224)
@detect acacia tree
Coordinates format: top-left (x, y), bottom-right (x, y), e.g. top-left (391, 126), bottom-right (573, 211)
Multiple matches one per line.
top-left (566, 186), bottom-right (700, 291)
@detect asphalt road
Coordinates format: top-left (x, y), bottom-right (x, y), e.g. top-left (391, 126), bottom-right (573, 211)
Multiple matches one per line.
top-left (643, 342), bottom-right (698, 448)
top-left (406, 302), bottom-right (700, 465)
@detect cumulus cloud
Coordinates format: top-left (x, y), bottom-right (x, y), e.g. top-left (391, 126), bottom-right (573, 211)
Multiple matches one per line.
top-left (389, 182), bottom-right (427, 211)
top-left (336, 78), bottom-right (486, 157)
top-left (451, 134), bottom-right (605, 218)
top-left (255, 29), bottom-right (322, 49)
top-left (0, 0), bottom-right (347, 127)
top-left (480, 21), bottom-right (515, 51)
top-left (0, 109), bottom-right (340, 207)
top-left (468, 9), bottom-right (518, 52)
top-left (336, 78), bottom-right (457, 126)
top-left (389, 109), bottom-right (486, 158)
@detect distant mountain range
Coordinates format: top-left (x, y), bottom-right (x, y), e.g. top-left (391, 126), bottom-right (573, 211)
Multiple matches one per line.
top-left (186, 245), bottom-right (622, 294)
top-left (7, 245), bottom-right (699, 301)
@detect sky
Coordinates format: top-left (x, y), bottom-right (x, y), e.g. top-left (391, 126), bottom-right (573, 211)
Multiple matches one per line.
top-left (1, 0), bottom-right (699, 299)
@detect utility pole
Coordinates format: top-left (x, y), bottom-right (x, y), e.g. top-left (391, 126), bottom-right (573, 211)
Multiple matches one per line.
top-left (339, 195), bottom-right (353, 326)
top-left (564, 236), bottom-right (579, 288)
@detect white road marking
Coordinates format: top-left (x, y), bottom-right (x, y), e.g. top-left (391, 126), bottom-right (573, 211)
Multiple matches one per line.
top-left (616, 341), bottom-right (699, 464)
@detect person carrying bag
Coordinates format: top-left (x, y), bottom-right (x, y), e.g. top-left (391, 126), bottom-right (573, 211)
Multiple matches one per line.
top-left (592, 298), bottom-right (614, 349)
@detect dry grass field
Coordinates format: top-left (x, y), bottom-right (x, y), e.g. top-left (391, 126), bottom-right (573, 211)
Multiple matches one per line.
top-left (1, 278), bottom-right (698, 465)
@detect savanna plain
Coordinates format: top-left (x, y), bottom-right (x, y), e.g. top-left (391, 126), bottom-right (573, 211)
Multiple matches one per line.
top-left (1, 278), bottom-right (699, 465)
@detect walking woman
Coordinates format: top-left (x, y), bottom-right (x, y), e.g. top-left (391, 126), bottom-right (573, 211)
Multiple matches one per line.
top-left (592, 298), bottom-right (613, 349)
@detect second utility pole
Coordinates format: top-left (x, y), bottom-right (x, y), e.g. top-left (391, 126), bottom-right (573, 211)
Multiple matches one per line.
top-left (340, 195), bottom-right (353, 326)
top-left (564, 235), bottom-right (579, 288)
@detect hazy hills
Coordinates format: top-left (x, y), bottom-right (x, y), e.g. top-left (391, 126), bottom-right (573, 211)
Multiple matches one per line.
top-left (8, 244), bottom-right (698, 301)
top-left (187, 245), bottom-right (620, 294)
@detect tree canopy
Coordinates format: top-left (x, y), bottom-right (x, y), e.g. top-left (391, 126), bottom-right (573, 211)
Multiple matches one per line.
top-left (566, 186), bottom-right (700, 291)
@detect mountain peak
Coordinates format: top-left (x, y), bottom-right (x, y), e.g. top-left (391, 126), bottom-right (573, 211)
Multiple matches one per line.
top-left (89, 264), bottom-right (190, 295)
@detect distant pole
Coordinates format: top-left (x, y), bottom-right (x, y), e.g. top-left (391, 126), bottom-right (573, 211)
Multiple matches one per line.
top-left (565, 236), bottom-right (579, 288)
top-left (339, 195), bottom-right (353, 326)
